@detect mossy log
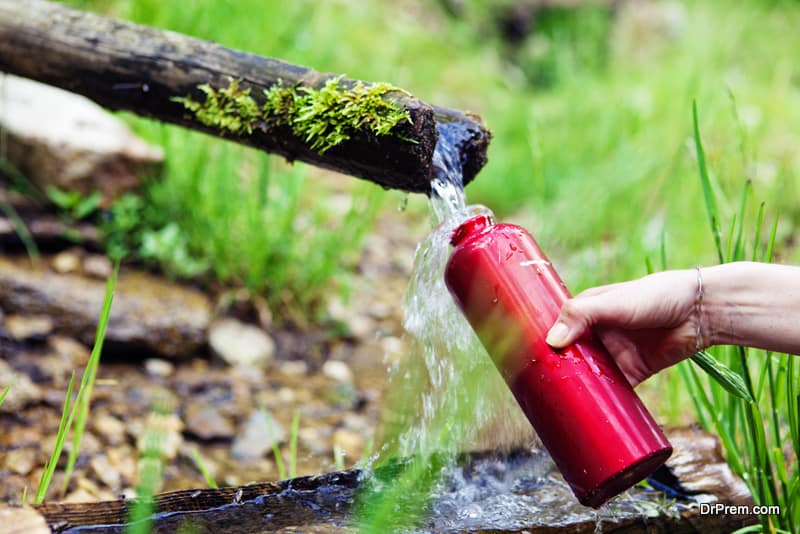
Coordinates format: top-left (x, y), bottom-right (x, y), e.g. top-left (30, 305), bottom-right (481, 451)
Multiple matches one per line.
top-left (0, 0), bottom-right (491, 194)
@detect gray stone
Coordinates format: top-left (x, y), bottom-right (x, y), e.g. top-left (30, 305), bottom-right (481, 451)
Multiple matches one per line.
top-left (0, 256), bottom-right (211, 358)
top-left (231, 410), bottom-right (286, 461)
top-left (0, 359), bottom-right (42, 410)
top-left (184, 403), bottom-right (236, 441)
top-left (0, 75), bottom-right (163, 206)
top-left (208, 318), bottom-right (275, 368)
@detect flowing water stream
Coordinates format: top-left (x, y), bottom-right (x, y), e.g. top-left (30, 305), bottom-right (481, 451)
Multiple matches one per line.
top-left (371, 132), bottom-right (685, 531)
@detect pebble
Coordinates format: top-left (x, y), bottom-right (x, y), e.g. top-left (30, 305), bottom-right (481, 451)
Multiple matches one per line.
top-left (92, 413), bottom-right (127, 446)
top-left (299, 427), bottom-right (330, 455)
top-left (322, 360), bottom-right (353, 383)
top-left (3, 448), bottom-right (37, 476)
top-left (47, 335), bottom-right (91, 366)
top-left (51, 250), bottom-right (81, 274)
top-left (184, 403), bottom-right (235, 441)
top-left (231, 410), bottom-right (285, 460)
top-left (208, 318), bottom-right (275, 368)
top-left (279, 360), bottom-right (308, 376)
top-left (332, 428), bottom-right (366, 460)
top-left (4, 314), bottom-right (54, 340)
top-left (144, 358), bottom-right (175, 378)
top-left (0, 360), bottom-right (42, 410)
top-left (136, 412), bottom-right (183, 460)
top-left (107, 445), bottom-right (137, 484)
top-left (82, 254), bottom-right (113, 279)
top-left (90, 454), bottom-right (122, 490)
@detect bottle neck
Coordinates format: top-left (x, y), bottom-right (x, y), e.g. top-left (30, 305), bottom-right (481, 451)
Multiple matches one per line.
top-left (450, 214), bottom-right (494, 246)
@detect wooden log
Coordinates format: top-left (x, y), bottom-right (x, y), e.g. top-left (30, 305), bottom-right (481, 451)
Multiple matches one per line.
top-left (0, 0), bottom-right (491, 194)
top-left (21, 430), bottom-right (756, 533)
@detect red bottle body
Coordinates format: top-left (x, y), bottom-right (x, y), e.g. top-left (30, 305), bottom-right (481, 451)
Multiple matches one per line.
top-left (444, 215), bottom-right (672, 508)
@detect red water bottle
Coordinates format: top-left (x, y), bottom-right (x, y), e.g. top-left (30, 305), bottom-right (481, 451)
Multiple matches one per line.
top-left (444, 214), bottom-right (672, 508)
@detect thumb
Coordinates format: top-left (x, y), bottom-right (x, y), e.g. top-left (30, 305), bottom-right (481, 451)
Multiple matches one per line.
top-left (545, 295), bottom-right (613, 348)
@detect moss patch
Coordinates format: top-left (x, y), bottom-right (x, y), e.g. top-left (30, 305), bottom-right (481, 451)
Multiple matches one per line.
top-left (173, 77), bottom-right (413, 153)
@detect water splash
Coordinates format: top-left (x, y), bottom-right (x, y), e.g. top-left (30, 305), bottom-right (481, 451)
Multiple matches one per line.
top-left (363, 128), bottom-right (683, 532)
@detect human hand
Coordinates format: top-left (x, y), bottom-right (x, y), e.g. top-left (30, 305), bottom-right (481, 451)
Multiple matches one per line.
top-left (545, 269), bottom-right (701, 386)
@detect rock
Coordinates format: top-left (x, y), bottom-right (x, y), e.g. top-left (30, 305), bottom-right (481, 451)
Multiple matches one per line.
top-left (0, 256), bottom-right (211, 358)
top-left (184, 403), bottom-right (236, 441)
top-left (299, 427), bottom-right (330, 456)
top-left (322, 360), bottom-right (354, 383)
top-left (666, 427), bottom-right (752, 505)
top-left (47, 335), bottom-right (91, 366)
top-left (331, 428), bottom-right (365, 460)
top-left (0, 506), bottom-right (50, 534)
top-left (145, 358), bottom-right (175, 378)
top-left (107, 445), bottom-right (137, 485)
top-left (92, 413), bottom-right (127, 446)
top-left (231, 411), bottom-right (286, 461)
top-left (279, 360), bottom-right (308, 376)
top-left (4, 313), bottom-right (54, 340)
top-left (82, 254), bottom-right (113, 279)
top-left (208, 318), bottom-right (275, 368)
top-left (63, 488), bottom-right (97, 504)
top-left (51, 250), bottom-right (83, 274)
top-left (0, 75), bottom-right (163, 206)
top-left (90, 454), bottom-right (122, 490)
top-left (0, 359), bottom-right (42, 410)
top-left (3, 448), bottom-right (37, 476)
top-left (136, 412), bottom-right (183, 460)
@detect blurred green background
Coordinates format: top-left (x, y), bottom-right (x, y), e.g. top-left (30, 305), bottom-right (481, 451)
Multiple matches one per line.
top-left (62, 0), bottom-right (800, 327)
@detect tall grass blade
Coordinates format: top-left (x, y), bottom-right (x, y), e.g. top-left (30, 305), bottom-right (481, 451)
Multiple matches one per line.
top-left (62, 260), bottom-right (119, 494)
top-left (259, 399), bottom-right (286, 480)
top-left (35, 372), bottom-right (77, 504)
top-left (192, 448), bottom-right (218, 489)
top-left (692, 100), bottom-right (724, 264)
top-left (288, 410), bottom-right (300, 479)
top-left (0, 385), bottom-right (9, 408)
top-left (691, 351), bottom-right (753, 401)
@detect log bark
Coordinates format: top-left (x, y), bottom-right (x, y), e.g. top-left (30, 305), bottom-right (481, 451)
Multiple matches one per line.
top-left (0, 0), bottom-right (490, 194)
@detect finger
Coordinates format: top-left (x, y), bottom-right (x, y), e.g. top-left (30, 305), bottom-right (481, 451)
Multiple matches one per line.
top-left (545, 292), bottom-right (637, 348)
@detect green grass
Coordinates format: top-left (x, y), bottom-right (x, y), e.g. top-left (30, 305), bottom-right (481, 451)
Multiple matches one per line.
top-left (191, 448), bottom-right (218, 489)
top-left (34, 262), bottom-right (118, 504)
top-left (675, 105), bottom-right (799, 532)
top-left (0, 385), bottom-right (9, 408)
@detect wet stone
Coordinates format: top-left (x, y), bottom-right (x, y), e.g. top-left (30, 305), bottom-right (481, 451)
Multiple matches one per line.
top-left (331, 428), bottom-right (365, 460)
top-left (184, 403), bottom-right (236, 441)
top-left (231, 410), bottom-right (285, 461)
top-left (208, 318), bottom-right (275, 368)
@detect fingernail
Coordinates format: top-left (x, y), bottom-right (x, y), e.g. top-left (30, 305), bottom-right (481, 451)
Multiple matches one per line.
top-left (546, 321), bottom-right (570, 347)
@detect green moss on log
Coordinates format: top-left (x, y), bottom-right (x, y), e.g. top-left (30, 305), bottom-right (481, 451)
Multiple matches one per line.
top-left (173, 77), bottom-right (413, 153)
